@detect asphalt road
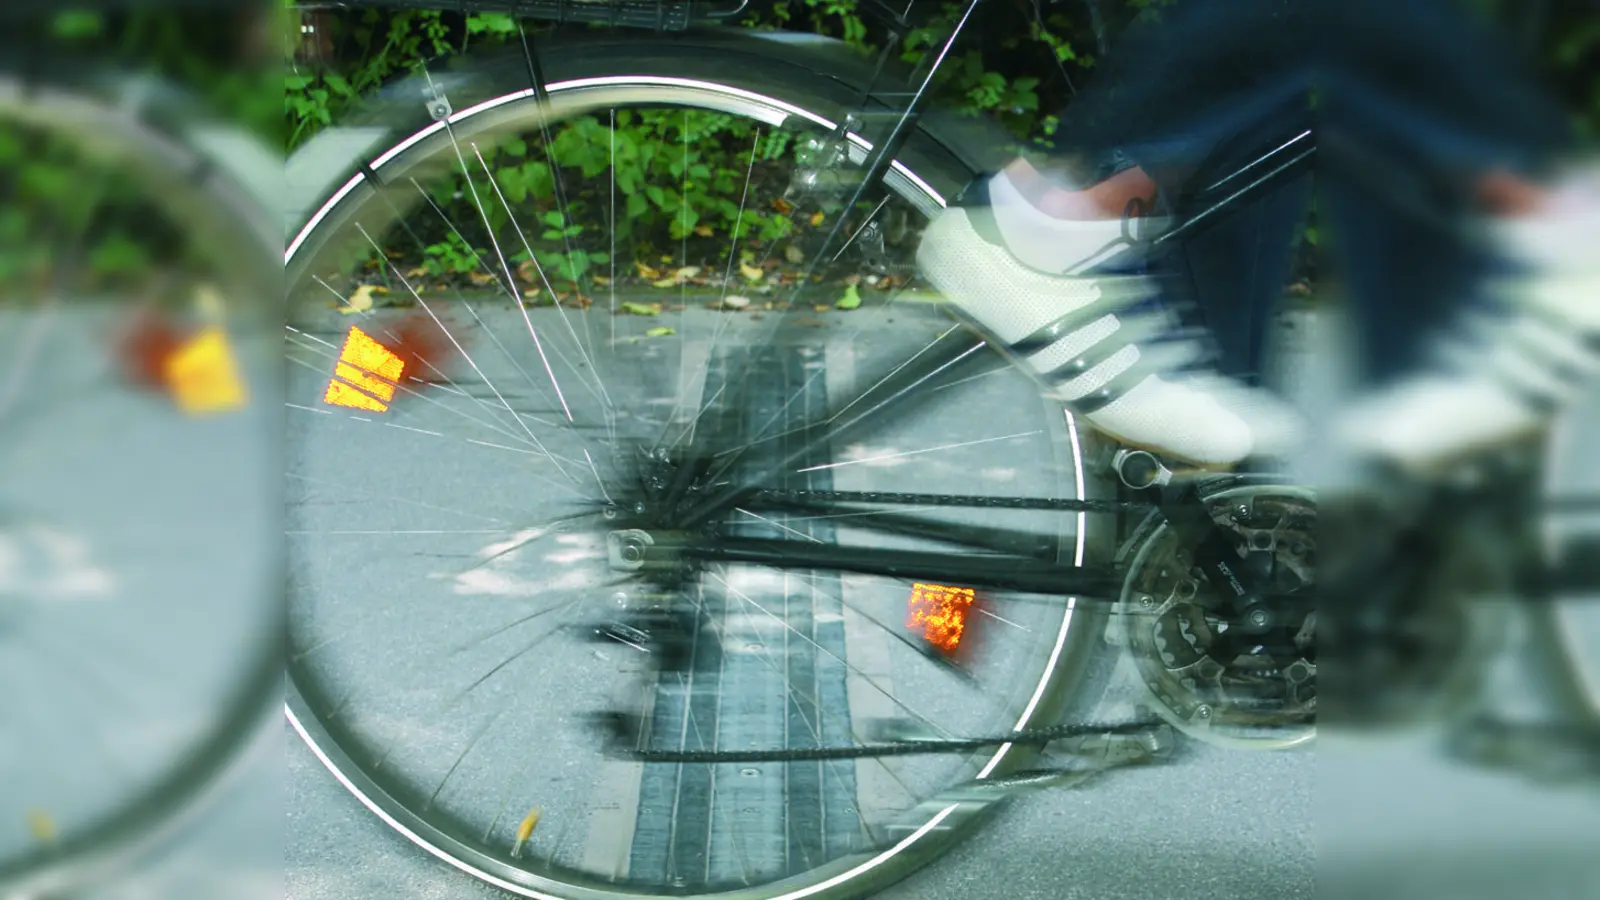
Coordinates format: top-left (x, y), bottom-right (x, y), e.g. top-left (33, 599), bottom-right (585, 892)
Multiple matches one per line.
top-left (275, 302), bottom-right (1600, 900)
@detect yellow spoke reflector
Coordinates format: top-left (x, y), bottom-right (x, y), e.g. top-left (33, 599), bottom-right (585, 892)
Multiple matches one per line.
top-left (511, 807), bottom-right (542, 859)
top-left (324, 325), bottom-right (406, 412)
top-left (906, 583), bottom-right (976, 656)
top-left (163, 326), bottom-right (248, 415)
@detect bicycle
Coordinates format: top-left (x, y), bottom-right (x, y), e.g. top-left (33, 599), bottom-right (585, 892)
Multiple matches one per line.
top-left (0, 7), bottom-right (283, 899)
top-left (282, 2), bottom-right (1600, 898)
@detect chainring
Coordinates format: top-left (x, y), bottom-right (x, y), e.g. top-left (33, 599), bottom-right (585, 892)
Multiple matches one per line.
top-left (1117, 479), bottom-right (1318, 749)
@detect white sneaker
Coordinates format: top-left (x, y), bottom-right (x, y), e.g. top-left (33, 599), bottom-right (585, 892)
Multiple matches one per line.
top-left (1337, 195), bottom-right (1600, 470)
top-left (916, 199), bottom-right (1306, 467)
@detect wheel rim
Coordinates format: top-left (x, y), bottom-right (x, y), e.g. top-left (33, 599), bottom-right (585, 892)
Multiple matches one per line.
top-left (285, 76), bottom-right (1091, 899)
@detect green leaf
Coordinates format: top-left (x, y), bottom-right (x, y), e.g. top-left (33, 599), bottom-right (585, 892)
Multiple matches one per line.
top-left (835, 284), bottom-right (863, 310)
top-left (497, 167), bottom-right (527, 204)
top-left (626, 193), bottom-right (649, 218)
top-left (51, 11), bottom-right (104, 38)
top-left (645, 327), bottom-right (676, 337)
top-left (621, 301), bottom-right (661, 316)
top-left (324, 73), bottom-right (354, 97)
top-left (646, 185), bottom-right (668, 209)
top-left (504, 137), bottom-right (529, 157)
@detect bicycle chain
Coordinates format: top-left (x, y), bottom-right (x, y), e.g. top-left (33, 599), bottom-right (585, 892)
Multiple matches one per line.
top-left (617, 719), bottom-right (1169, 764)
top-left (749, 489), bottom-right (1152, 515)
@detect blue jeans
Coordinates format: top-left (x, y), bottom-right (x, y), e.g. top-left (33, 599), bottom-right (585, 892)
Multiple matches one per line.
top-left (1041, 0), bottom-right (1573, 387)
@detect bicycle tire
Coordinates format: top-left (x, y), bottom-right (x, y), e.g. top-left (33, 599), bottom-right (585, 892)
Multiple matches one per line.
top-left (284, 29), bottom-right (1108, 900)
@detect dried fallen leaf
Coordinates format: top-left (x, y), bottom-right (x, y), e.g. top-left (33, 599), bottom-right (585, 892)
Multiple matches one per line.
top-left (621, 301), bottom-right (662, 316)
top-left (773, 197), bottom-right (795, 214)
top-left (812, 304), bottom-right (830, 312)
top-left (468, 271), bottom-right (496, 286)
top-left (635, 262), bottom-right (661, 280)
top-left (721, 295), bottom-right (752, 309)
top-left (809, 211), bottom-right (825, 227)
top-left (407, 266), bottom-right (430, 279)
top-left (739, 263), bottom-right (764, 283)
top-left (645, 326), bottom-right (676, 337)
top-left (673, 266), bottom-right (702, 280)
top-left (784, 244), bottom-right (806, 264)
top-left (693, 224), bottom-right (714, 237)
top-left (650, 277), bottom-right (678, 289)
top-left (591, 275), bottom-right (612, 287)
top-left (339, 284), bottom-right (378, 315)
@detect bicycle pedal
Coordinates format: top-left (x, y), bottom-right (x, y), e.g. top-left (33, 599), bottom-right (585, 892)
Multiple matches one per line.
top-left (1108, 448), bottom-right (1223, 490)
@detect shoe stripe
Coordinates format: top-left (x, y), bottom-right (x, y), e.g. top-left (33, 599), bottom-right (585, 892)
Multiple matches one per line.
top-left (1036, 333), bottom-right (1133, 385)
top-left (1469, 345), bottom-right (1572, 416)
top-left (1007, 279), bottom-right (1159, 356)
top-left (1064, 354), bottom-right (1165, 413)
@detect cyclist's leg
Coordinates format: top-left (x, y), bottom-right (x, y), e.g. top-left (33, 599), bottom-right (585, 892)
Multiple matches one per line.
top-left (917, 0), bottom-right (1314, 466)
top-left (1312, 0), bottom-right (1597, 466)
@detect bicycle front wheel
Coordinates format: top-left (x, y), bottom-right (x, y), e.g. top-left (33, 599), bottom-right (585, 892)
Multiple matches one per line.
top-left (0, 45), bottom-right (281, 899)
top-left (285, 31), bottom-right (1103, 900)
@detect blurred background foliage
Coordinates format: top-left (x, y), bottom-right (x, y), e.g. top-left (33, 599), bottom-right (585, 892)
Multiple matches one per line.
top-left (3, 0), bottom-right (1595, 291)
top-left (1, 5), bottom-right (281, 293)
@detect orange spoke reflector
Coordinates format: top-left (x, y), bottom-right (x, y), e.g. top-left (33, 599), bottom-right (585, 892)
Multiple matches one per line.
top-left (906, 583), bottom-right (976, 656)
top-left (163, 326), bottom-right (249, 415)
top-left (324, 325), bottom-right (406, 412)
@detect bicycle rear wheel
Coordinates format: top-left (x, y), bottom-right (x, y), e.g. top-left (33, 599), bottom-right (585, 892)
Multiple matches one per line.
top-left (285, 32), bottom-right (1104, 900)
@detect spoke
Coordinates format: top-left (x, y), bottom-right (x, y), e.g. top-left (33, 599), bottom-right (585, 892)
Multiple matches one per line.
top-left (470, 143), bottom-right (614, 418)
top-left (662, 128), bottom-right (763, 457)
top-left (370, 176), bottom-right (596, 421)
top-left (285, 529), bottom-right (510, 536)
top-left (609, 108), bottom-right (618, 370)
top-left (794, 430), bottom-right (1043, 473)
top-left (711, 572), bottom-right (956, 742)
top-left (662, 581), bottom-right (709, 883)
top-left (288, 304), bottom-right (563, 435)
top-left (703, 323), bottom-right (971, 488)
top-left (700, 572), bottom-right (892, 855)
top-left (405, 170), bottom-right (584, 425)
top-left (976, 606), bottom-right (1031, 632)
top-left (425, 704), bottom-right (510, 810)
top-left (289, 470), bottom-right (550, 525)
top-left (462, 300), bottom-right (564, 416)
top-left (284, 340), bottom-right (581, 476)
top-left (513, 26), bottom-right (597, 366)
top-left (371, 596), bottom-right (586, 774)
top-left (0, 294), bottom-right (58, 427)
top-left (354, 223), bottom-right (581, 485)
top-left (734, 507), bottom-right (824, 544)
